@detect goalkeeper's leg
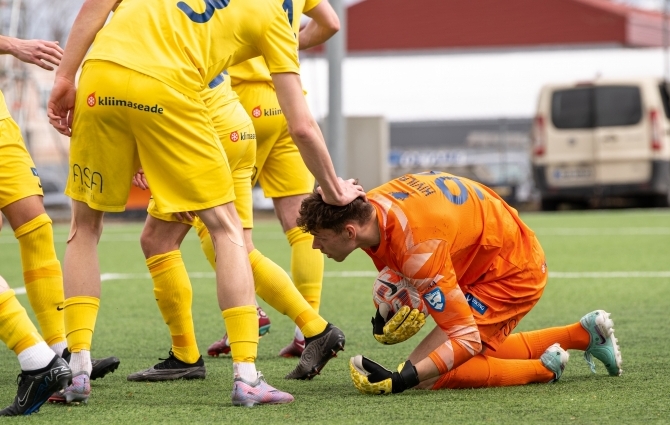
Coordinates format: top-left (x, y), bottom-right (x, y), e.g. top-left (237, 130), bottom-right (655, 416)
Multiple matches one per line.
top-left (407, 326), bottom-right (561, 389)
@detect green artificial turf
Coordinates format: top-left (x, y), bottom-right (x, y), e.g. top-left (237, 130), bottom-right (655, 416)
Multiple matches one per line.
top-left (0, 209), bottom-right (668, 424)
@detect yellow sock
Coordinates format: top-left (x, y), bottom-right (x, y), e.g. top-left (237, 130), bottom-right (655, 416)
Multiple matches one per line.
top-left (0, 290), bottom-right (44, 355)
top-left (15, 214), bottom-right (65, 346)
top-left (250, 249), bottom-right (327, 338)
top-left (286, 227), bottom-right (323, 312)
top-left (146, 251), bottom-right (200, 364)
top-left (222, 305), bottom-right (258, 363)
top-left (195, 219), bottom-right (216, 270)
top-left (63, 296), bottom-right (99, 353)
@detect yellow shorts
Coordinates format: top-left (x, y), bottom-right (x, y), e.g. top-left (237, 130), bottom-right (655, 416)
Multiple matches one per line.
top-left (148, 91), bottom-right (256, 228)
top-left (0, 117), bottom-right (43, 209)
top-left (233, 81), bottom-right (315, 198)
top-left (66, 60), bottom-right (234, 213)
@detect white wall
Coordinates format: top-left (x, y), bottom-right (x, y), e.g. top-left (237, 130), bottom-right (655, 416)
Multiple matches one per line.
top-left (301, 47), bottom-right (668, 122)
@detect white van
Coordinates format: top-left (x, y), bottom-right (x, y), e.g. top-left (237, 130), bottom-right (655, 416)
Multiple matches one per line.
top-left (531, 77), bottom-right (670, 210)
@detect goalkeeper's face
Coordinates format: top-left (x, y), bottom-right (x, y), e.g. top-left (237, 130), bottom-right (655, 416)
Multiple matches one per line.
top-left (311, 227), bottom-right (357, 262)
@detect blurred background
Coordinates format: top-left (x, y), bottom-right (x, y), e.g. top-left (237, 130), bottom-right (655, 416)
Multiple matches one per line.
top-left (2, 0), bottom-right (670, 218)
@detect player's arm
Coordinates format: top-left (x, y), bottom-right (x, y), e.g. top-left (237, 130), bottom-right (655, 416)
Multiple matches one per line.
top-left (273, 73), bottom-right (363, 205)
top-left (0, 36), bottom-right (63, 70)
top-left (47, 0), bottom-right (118, 136)
top-left (351, 240), bottom-right (482, 394)
top-left (299, 0), bottom-right (340, 50)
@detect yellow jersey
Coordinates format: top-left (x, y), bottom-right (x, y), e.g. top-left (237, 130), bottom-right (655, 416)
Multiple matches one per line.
top-left (229, 0), bottom-right (321, 85)
top-left (0, 91), bottom-right (10, 120)
top-left (87, 0), bottom-right (300, 99)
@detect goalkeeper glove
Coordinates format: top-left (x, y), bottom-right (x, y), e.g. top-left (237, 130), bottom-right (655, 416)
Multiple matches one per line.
top-left (349, 355), bottom-right (419, 395)
top-left (372, 305), bottom-right (426, 345)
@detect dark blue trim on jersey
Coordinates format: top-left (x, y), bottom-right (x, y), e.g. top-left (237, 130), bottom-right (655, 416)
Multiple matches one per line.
top-left (208, 74), bottom-right (225, 89)
top-left (283, 0), bottom-right (294, 26)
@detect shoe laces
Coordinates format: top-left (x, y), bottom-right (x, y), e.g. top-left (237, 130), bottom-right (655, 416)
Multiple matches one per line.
top-left (155, 351), bottom-right (182, 369)
top-left (15, 373), bottom-right (26, 387)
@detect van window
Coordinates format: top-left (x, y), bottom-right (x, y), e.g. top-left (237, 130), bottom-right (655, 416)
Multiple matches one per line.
top-left (659, 83), bottom-right (670, 119)
top-left (595, 86), bottom-right (642, 127)
top-left (551, 86), bottom-right (642, 129)
top-left (551, 87), bottom-right (592, 129)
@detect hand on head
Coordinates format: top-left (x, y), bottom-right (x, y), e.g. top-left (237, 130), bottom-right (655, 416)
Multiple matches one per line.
top-left (317, 177), bottom-right (366, 206)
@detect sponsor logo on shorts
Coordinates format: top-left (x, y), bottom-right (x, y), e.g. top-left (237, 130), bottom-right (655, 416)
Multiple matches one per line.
top-left (263, 107), bottom-right (282, 117)
top-left (465, 293), bottom-right (488, 315)
top-left (240, 132), bottom-right (255, 140)
top-left (423, 288), bottom-right (445, 312)
top-left (250, 105), bottom-right (283, 118)
top-left (87, 93), bottom-right (164, 114)
top-left (72, 164), bottom-right (103, 193)
top-left (230, 131), bottom-right (239, 142)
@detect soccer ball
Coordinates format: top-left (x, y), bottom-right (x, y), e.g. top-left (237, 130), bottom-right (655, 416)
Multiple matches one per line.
top-left (372, 267), bottom-right (427, 320)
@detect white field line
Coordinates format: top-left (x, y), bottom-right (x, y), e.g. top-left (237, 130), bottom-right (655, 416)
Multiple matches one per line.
top-left (11, 270), bottom-right (670, 296)
top-left (0, 232), bottom-right (286, 244)
top-left (3, 227), bottom-right (670, 244)
top-left (534, 227), bottom-right (670, 235)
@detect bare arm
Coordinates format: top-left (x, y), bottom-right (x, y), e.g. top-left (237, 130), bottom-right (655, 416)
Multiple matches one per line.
top-left (299, 1), bottom-right (340, 50)
top-left (47, 0), bottom-right (118, 136)
top-left (272, 72), bottom-right (364, 205)
top-left (0, 36), bottom-right (63, 70)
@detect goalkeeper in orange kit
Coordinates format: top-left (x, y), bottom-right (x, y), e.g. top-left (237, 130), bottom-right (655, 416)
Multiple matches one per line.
top-left (297, 172), bottom-right (622, 394)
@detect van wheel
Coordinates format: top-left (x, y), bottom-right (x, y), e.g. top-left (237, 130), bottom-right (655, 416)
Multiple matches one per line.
top-left (540, 198), bottom-right (559, 211)
top-left (652, 193), bottom-right (670, 208)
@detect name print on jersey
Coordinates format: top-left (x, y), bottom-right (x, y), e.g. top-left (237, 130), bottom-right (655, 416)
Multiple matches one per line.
top-left (87, 93), bottom-right (164, 114)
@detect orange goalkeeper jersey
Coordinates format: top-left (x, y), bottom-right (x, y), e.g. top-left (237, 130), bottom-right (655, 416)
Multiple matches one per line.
top-left (362, 172), bottom-right (544, 373)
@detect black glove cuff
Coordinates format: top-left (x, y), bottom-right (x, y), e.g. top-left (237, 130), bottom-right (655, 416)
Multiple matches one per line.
top-left (391, 360), bottom-right (420, 393)
top-left (371, 309), bottom-right (387, 336)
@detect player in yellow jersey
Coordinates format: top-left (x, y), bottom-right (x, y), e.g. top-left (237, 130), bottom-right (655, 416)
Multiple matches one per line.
top-left (47, 0), bottom-right (364, 406)
top-left (0, 35), bottom-right (119, 389)
top-left (0, 212), bottom-right (71, 416)
top-left (130, 70), bottom-right (345, 382)
top-left (207, 0), bottom-right (341, 360)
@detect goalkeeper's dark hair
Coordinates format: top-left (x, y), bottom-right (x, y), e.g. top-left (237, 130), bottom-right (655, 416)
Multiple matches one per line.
top-left (297, 189), bottom-right (374, 234)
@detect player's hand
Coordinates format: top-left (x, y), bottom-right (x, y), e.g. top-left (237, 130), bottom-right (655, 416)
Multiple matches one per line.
top-left (372, 305), bottom-right (426, 345)
top-left (132, 168), bottom-right (149, 190)
top-left (317, 177), bottom-right (366, 206)
top-left (47, 76), bottom-right (76, 136)
top-left (349, 355), bottom-right (419, 395)
top-left (6, 38), bottom-right (63, 70)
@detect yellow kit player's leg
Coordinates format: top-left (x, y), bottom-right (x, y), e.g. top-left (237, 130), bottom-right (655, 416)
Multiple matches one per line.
top-left (0, 289), bottom-right (45, 356)
top-left (128, 212), bottom-right (206, 381)
top-left (238, 82), bottom-right (324, 352)
top-left (249, 249), bottom-right (327, 338)
top-left (286, 227), bottom-right (323, 313)
top-left (0, 117), bottom-right (66, 350)
top-left (147, 251), bottom-right (200, 364)
top-left (14, 214), bottom-right (66, 348)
